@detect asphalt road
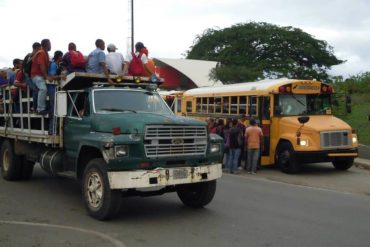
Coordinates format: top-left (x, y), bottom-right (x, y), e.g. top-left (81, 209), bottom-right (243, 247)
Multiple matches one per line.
top-left (1, 165), bottom-right (370, 247)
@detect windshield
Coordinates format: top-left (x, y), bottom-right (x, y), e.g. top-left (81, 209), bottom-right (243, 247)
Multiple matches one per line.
top-left (274, 94), bottom-right (331, 116)
top-left (93, 89), bottom-right (173, 115)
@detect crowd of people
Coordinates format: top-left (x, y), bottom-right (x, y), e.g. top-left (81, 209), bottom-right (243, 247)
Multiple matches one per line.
top-left (207, 114), bottom-right (264, 175)
top-left (0, 38), bottom-right (157, 135)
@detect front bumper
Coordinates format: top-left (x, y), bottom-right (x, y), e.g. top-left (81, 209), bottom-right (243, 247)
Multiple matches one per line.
top-left (295, 148), bottom-right (358, 163)
top-left (107, 163), bottom-right (222, 189)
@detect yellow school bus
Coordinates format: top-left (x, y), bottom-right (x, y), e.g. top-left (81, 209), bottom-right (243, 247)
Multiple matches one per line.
top-left (181, 78), bottom-right (358, 173)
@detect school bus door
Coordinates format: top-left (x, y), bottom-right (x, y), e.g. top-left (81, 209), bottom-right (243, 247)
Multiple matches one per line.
top-left (258, 96), bottom-right (272, 165)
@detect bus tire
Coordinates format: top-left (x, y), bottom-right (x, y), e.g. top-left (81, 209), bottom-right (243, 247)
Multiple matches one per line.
top-left (332, 157), bottom-right (354, 170)
top-left (20, 158), bottom-right (34, 180)
top-left (0, 140), bottom-right (22, 181)
top-left (176, 180), bottom-right (216, 208)
top-left (82, 158), bottom-right (122, 220)
top-left (276, 142), bottom-right (300, 174)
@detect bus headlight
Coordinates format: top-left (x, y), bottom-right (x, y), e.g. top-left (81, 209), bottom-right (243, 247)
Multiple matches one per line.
top-left (352, 136), bottom-right (358, 145)
top-left (298, 139), bottom-right (309, 146)
top-left (210, 143), bottom-right (221, 153)
top-left (115, 145), bottom-right (129, 157)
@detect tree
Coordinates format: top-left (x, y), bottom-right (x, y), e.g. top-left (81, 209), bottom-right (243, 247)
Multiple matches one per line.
top-left (186, 22), bottom-right (344, 83)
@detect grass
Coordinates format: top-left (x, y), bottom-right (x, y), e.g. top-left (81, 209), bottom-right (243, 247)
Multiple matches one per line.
top-left (336, 94), bottom-right (370, 145)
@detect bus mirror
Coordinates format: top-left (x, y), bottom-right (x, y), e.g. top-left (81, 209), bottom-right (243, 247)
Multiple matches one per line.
top-left (298, 116), bottom-right (309, 124)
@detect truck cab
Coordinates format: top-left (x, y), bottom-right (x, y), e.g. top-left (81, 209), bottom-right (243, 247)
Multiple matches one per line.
top-left (0, 73), bottom-right (223, 220)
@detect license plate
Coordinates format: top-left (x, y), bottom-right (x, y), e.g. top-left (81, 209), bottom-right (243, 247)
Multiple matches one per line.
top-left (173, 168), bottom-right (188, 179)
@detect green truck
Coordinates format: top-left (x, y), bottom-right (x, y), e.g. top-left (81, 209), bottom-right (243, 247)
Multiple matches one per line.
top-left (0, 73), bottom-right (223, 220)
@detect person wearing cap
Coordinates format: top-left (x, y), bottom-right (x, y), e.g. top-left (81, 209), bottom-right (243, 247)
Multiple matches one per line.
top-left (124, 42), bottom-right (155, 77)
top-left (106, 43), bottom-right (125, 75)
top-left (86, 39), bottom-right (113, 85)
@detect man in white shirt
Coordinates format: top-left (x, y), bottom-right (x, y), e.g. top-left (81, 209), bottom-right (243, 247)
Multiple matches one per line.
top-left (106, 43), bottom-right (125, 75)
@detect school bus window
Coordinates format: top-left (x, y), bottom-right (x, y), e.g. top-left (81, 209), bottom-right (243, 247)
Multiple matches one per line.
top-left (202, 97), bottom-right (207, 113)
top-left (208, 97), bottom-right (215, 113)
top-left (231, 96), bottom-right (238, 114)
top-left (177, 99), bottom-right (182, 113)
top-left (215, 97), bottom-right (221, 113)
top-left (239, 96), bottom-right (247, 115)
top-left (262, 97), bottom-right (270, 119)
top-left (196, 98), bottom-right (201, 112)
top-left (186, 101), bottom-right (192, 113)
top-left (222, 96), bottom-right (229, 114)
top-left (249, 96), bottom-right (257, 116)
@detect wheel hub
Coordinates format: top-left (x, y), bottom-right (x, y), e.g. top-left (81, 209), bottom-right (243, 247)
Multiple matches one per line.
top-left (86, 172), bottom-right (103, 208)
top-left (2, 149), bottom-right (10, 171)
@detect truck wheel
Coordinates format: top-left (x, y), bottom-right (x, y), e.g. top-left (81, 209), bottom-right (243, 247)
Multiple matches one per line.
top-left (332, 157), bottom-right (354, 170)
top-left (20, 158), bottom-right (34, 180)
top-left (276, 142), bottom-right (300, 174)
top-left (82, 158), bottom-right (122, 220)
top-left (176, 180), bottom-right (216, 208)
top-left (0, 140), bottom-right (22, 181)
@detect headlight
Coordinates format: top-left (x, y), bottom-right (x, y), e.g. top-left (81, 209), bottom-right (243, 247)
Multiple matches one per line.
top-left (210, 143), bottom-right (220, 153)
top-left (115, 145), bottom-right (129, 157)
top-left (298, 139), bottom-right (309, 146)
top-left (352, 136), bottom-right (358, 145)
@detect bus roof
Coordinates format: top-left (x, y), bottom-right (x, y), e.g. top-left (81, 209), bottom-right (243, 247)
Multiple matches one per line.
top-left (183, 78), bottom-right (323, 97)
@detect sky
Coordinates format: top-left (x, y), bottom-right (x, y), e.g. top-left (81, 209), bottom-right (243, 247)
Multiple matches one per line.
top-left (1, 0), bottom-right (370, 78)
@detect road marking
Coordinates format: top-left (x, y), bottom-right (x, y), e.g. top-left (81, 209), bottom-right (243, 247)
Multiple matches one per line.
top-left (0, 220), bottom-right (126, 247)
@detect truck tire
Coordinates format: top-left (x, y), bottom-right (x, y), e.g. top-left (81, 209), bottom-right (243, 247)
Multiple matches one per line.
top-left (20, 158), bottom-right (34, 180)
top-left (82, 158), bottom-right (122, 220)
top-left (0, 140), bottom-right (22, 181)
top-left (276, 142), bottom-right (300, 174)
top-left (176, 180), bottom-right (216, 208)
top-left (332, 157), bottom-right (354, 171)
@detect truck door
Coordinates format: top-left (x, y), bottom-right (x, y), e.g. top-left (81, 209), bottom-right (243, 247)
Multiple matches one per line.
top-left (63, 92), bottom-right (91, 168)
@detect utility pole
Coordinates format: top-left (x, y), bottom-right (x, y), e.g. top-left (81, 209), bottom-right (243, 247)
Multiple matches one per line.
top-left (127, 0), bottom-right (134, 55)
top-left (131, 0), bottom-right (134, 53)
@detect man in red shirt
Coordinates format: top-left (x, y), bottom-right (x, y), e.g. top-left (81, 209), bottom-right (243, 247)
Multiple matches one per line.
top-left (31, 39), bottom-right (52, 115)
top-left (245, 118), bottom-right (264, 174)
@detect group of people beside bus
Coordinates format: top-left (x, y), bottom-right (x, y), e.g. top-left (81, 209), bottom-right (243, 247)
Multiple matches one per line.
top-left (0, 38), bottom-right (157, 134)
top-left (207, 114), bottom-right (263, 174)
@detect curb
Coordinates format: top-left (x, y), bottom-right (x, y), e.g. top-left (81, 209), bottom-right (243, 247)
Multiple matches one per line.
top-left (354, 158), bottom-right (370, 170)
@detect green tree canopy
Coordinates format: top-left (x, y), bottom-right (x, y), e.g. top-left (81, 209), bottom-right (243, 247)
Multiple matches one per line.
top-left (186, 22), bottom-right (344, 83)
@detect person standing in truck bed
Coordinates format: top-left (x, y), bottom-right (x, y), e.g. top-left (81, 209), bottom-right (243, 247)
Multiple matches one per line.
top-left (30, 39), bottom-right (52, 115)
top-left (86, 39), bottom-right (113, 85)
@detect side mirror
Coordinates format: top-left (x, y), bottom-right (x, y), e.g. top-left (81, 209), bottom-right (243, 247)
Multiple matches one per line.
top-left (56, 91), bottom-right (67, 117)
top-left (298, 116), bottom-right (309, 124)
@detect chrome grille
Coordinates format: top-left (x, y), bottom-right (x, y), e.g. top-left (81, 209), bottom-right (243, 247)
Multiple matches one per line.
top-left (320, 130), bottom-right (350, 149)
top-left (144, 125), bottom-right (207, 158)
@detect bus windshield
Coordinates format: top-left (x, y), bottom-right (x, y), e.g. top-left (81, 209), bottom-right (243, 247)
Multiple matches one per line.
top-left (274, 94), bottom-right (331, 116)
top-left (93, 89), bottom-right (173, 115)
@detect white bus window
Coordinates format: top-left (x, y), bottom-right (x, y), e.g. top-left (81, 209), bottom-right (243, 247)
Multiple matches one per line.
top-left (186, 101), bottom-right (192, 113)
top-left (215, 97), bottom-right (221, 113)
top-left (239, 96), bottom-right (247, 115)
top-left (208, 97), bottom-right (215, 113)
top-left (202, 97), bottom-right (207, 113)
top-left (196, 98), bottom-right (201, 112)
top-left (231, 96), bottom-right (238, 114)
top-left (222, 97), bottom-right (229, 114)
top-left (249, 96), bottom-right (257, 116)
